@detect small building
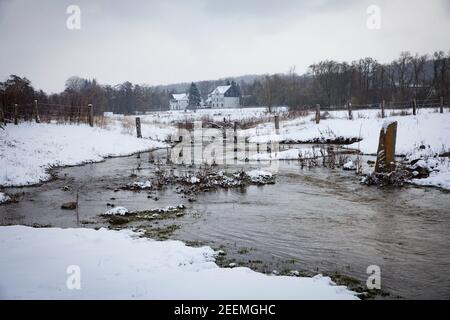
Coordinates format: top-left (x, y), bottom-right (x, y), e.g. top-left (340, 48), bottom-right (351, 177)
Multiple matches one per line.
top-left (169, 93), bottom-right (189, 111)
top-left (208, 84), bottom-right (240, 109)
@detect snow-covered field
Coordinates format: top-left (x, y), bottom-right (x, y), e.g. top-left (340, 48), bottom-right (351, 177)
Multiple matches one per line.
top-left (0, 226), bottom-right (357, 300)
top-left (0, 123), bottom-right (167, 187)
top-left (244, 109), bottom-right (449, 156)
top-left (242, 108), bottom-right (450, 189)
top-left (131, 107), bottom-right (288, 124)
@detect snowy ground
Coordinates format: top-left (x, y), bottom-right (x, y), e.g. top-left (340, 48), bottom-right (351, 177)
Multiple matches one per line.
top-left (243, 109), bottom-right (449, 156)
top-left (0, 192), bottom-right (10, 204)
top-left (0, 122), bottom-right (168, 187)
top-left (0, 226), bottom-right (357, 300)
top-left (241, 108), bottom-right (450, 190)
top-left (132, 107), bottom-right (288, 124)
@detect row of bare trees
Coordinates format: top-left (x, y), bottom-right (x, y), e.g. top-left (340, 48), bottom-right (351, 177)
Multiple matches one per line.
top-left (308, 51), bottom-right (449, 107)
top-left (1, 51), bottom-right (449, 114)
top-left (0, 76), bottom-right (173, 116)
top-left (239, 51), bottom-right (449, 109)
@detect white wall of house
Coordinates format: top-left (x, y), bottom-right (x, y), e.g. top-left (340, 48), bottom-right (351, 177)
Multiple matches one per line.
top-left (210, 94), bottom-right (240, 108)
top-left (169, 94), bottom-right (189, 110)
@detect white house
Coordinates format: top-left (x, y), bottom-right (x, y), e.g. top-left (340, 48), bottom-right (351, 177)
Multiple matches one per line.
top-left (208, 84), bottom-right (240, 109)
top-left (169, 93), bottom-right (189, 110)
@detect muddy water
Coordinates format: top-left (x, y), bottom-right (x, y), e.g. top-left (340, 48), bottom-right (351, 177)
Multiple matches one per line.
top-left (1, 149), bottom-right (449, 299)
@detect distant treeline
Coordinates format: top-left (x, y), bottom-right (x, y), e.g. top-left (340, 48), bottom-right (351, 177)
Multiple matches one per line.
top-left (1, 51), bottom-right (449, 115)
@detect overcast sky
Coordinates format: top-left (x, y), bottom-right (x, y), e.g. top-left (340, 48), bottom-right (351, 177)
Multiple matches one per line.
top-left (1, 0), bottom-right (449, 93)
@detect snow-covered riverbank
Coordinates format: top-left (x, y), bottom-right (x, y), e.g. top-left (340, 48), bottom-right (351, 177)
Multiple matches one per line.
top-left (0, 123), bottom-right (168, 187)
top-left (244, 109), bottom-right (449, 156)
top-left (0, 226), bottom-right (357, 300)
top-left (242, 109), bottom-right (450, 190)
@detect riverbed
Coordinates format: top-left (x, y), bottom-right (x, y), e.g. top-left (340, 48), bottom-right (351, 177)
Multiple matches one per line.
top-left (1, 148), bottom-right (449, 299)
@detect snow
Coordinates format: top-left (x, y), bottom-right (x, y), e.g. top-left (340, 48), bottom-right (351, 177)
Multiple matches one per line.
top-left (381, 120), bottom-right (396, 133)
top-left (245, 169), bottom-right (274, 184)
top-left (0, 226), bottom-right (358, 300)
top-left (0, 192), bottom-right (11, 204)
top-left (139, 107), bottom-right (288, 124)
top-left (103, 206), bottom-right (129, 216)
top-left (241, 109), bottom-right (450, 189)
top-left (403, 145), bottom-right (450, 190)
top-left (212, 85), bottom-right (231, 94)
top-left (244, 109), bottom-right (449, 156)
top-left (172, 93), bottom-right (188, 101)
top-left (343, 160), bottom-right (356, 171)
top-left (0, 123), bottom-right (167, 187)
top-left (412, 170), bottom-right (450, 190)
top-left (248, 147), bottom-right (326, 161)
top-left (128, 180), bottom-right (153, 189)
top-left (246, 170), bottom-right (273, 179)
top-left (188, 176), bottom-right (200, 184)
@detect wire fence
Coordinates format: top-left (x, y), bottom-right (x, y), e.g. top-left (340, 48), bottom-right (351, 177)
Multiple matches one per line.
top-left (326, 97), bottom-right (449, 111)
top-left (0, 101), bottom-right (95, 126)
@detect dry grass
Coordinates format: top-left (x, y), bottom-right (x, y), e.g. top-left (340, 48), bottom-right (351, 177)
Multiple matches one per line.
top-left (389, 110), bottom-right (411, 117)
top-left (120, 117), bottom-right (136, 135)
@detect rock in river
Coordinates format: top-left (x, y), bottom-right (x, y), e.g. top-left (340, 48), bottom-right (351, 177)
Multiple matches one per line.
top-left (61, 202), bottom-right (77, 210)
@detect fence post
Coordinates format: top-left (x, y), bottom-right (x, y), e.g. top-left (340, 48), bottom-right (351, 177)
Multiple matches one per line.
top-left (88, 104), bottom-right (94, 127)
top-left (222, 126), bottom-right (227, 165)
top-left (381, 100), bottom-right (385, 118)
top-left (0, 102), bottom-right (4, 125)
top-left (347, 102), bottom-right (353, 120)
top-left (412, 99), bottom-right (417, 116)
top-left (315, 104), bottom-right (320, 124)
top-left (135, 117), bottom-right (142, 138)
top-left (34, 100), bottom-right (40, 123)
top-left (440, 96), bottom-right (444, 114)
top-left (375, 121), bottom-right (397, 173)
top-left (14, 104), bottom-right (18, 125)
top-left (274, 115), bottom-right (280, 134)
top-left (233, 121), bottom-right (238, 161)
top-left (177, 123), bottom-right (183, 142)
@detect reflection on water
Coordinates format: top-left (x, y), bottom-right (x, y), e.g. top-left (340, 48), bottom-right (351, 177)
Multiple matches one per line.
top-left (1, 149), bottom-right (449, 299)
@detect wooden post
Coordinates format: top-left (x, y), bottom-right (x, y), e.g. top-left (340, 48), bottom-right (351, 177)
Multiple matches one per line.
top-left (375, 121), bottom-right (397, 173)
top-left (166, 147), bottom-right (171, 164)
top-left (178, 123), bottom-right (183, 142)
top-left (233, 121), bottom-right (238, 160)
top-left (0, 102), bottom-right (4, 125)
top-left (347, 102), bottom-right (353, 120)
top-left (222, 127), bottom-right (227, 165)
top-left (412, 99), bottom-right (417, 116)
top-left (315, 104), bottom-right (320, 124)
top-left (381, 100), bottom-right (385, 118)
top-left (135, 117), bottom-right (142, 138)
top-left (190, 130), bottom-right (194, 165)
top-left (88, 104), bottom-right (94, 127)
top-left (274, 115), bottom-right (280, 134)
top-left (440, 96), bottom-right (444, 114)
top-left (34, 100), bottom-right (40, 123)
top-left (76, 190), bottom-right (80, 227)
top-left (14, 104), bottom-right (18, 125)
